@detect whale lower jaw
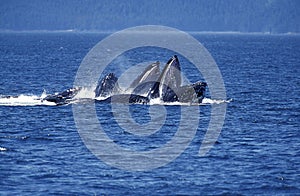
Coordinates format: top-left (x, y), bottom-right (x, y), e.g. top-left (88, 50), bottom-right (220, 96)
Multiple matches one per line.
top-left (99, 94), bottom-right (150, 104)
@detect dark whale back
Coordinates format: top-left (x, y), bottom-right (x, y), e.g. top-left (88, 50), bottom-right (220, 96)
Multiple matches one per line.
top-left (43, 87), bottom-right (81, 105)
top-left (174, 81), bottom-right (207, 103)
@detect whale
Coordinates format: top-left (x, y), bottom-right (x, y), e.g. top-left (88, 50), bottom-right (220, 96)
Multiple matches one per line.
top-left (128, 61), bottom-right (160, 96)
top-left (94, 73), bottom-right (150, 104)
top-left (94, 73), bottom-right (120, 98)
top-left (94, 61), bottom-right (161, 104)
top-left (43, 55), bottom-right (207, 105)
top-left (94, 61), bottom-right (160, 98)
top-left (148, 55), bottom-right (181, 101)
top-left (95, 55), bottom-right (206, 104)
top-left (42, 87), bottom-right (81, 105)
top-left (100, 94), bottom-right (150, 104)
top-left (148, 55), bottom-right (206, 103)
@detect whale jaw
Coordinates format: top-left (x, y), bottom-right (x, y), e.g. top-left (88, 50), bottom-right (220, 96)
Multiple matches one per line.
top-left (95, 73), bottom-right (120, 98)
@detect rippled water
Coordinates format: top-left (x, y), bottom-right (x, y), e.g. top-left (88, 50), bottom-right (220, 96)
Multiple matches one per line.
top-left (0, 32), bottom-right (299, 195)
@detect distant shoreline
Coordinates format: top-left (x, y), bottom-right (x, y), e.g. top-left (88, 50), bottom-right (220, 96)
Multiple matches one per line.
top-left (0, 29), bottom-right (299, 36)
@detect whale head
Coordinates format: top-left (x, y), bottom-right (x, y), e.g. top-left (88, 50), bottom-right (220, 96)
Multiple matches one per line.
top-left (95, 73), bottom-right (120, 98)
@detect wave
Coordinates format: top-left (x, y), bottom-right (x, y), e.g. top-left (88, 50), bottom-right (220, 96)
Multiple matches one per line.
top-left (0, 91), bottom-right (56, 106)
top-left (0, 147), bottom-right (7, 151)
top-left (73, 87), bottom-right (95, 99)
top-left (0, 89), bottom-right (231, 106)
top-left (202, 98), bottom-right (232, 105)
top-left (149, 97), bottom-right (231, 106)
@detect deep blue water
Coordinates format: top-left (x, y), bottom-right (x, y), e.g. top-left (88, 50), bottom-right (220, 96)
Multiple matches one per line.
top-left (0, 32), bottom-right (299, 195)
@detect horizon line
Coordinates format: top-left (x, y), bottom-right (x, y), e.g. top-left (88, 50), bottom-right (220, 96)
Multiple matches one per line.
top-left (0, 29), bottom-right (299, 36)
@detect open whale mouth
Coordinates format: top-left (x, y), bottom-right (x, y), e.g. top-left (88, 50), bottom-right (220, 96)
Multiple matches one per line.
top-left (42, 55), bottom-right (207, 105)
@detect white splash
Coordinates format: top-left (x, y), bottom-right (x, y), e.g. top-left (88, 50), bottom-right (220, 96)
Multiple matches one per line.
top-left (149, 97), bottom-right (231, 106)
top-left (0, 88), bottom-right (232, 106)
top-left (201, 98), bottom-right (232, 104)
top-left (40, 89), bottom-right (47, 99)
top-left (0, 92), bottom-right (56, 106)
top-left (0, 147), bottom-right (7, 151)
top-left (73, 87), bottom-right (95, 99)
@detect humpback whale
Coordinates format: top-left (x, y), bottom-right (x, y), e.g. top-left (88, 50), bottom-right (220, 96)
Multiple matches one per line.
top-left (93, 61), bottom-right (160, 104)
top-left (148, 55), bottom-right (182, 101)
top-left (128, 61), bottom-right (160, 96)
top-left (149, 55), bottom-right (206, 103)
top-left (43, 55), bottom-right (207, 105)
top-left (94, 73), bottom-right (120, 98)
top-left (43, 87), bottom-right (81, 105)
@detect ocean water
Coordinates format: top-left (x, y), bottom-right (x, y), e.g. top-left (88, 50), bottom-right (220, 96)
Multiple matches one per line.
top-left (0, 32), bottom-right (299, 195)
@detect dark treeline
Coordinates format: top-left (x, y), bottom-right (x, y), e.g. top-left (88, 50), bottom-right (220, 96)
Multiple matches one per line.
top-left (1, 0), bottom-right (299, 33)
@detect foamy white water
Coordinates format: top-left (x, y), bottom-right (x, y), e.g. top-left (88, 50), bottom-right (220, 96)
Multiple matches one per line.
top-left (73, 87), bottom-right (95, 99)
top-left (0, 147), bottom-right (7, 151)
top-left (0, 88), bottom-right (231, 107)
top-left (0, 94), bottom-right (56, 106)
top-left (201, 98), bottom-right (232, 104)
top-left (149, 97), bottom-right (230, 106)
